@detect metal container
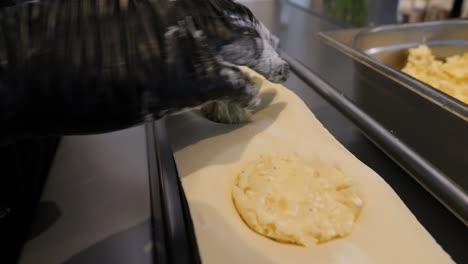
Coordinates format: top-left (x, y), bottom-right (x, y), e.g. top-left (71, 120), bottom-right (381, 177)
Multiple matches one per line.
top-left (353, 21), bottom-right (468, 114)
top-left (318, 21), bottom-right (468, 224)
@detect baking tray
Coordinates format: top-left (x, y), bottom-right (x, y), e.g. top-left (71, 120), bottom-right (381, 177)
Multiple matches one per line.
top-left (313, 21), bottom-right (467, 225)
top-left (145, 119), bottom-right (201, 264)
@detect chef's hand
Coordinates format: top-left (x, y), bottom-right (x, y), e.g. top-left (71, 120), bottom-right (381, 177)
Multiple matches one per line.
top-left (0, 0), bottom-right (260, 143)
top-left (151, 18), bottom-right (261, 116)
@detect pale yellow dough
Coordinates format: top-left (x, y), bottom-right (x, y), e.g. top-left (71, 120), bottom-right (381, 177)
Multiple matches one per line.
top-left (232, 155), bottom-right (363, 246)
top-left (166, 68), bottom-right (453, 264)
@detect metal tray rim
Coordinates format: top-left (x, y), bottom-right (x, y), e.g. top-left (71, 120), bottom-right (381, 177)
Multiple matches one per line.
top-left (355, 20), bottom-right (468, 35)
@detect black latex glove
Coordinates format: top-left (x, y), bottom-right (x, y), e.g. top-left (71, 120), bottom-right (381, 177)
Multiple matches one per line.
top-left (0, 0), bottom-right (287, 143)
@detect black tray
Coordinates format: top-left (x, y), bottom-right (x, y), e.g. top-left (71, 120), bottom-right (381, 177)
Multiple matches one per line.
top-left (145, 119), bottom-right (201, 264)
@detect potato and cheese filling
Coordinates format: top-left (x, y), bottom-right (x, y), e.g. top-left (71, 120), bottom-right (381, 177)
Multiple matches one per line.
top-left (232, 155), bottom-right (363, 246)
top-left (402, 45), bottom-right (468, 104)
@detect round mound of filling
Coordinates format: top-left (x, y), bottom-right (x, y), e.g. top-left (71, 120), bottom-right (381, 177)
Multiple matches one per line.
top-left (232, 155), bottom-right (364, 246)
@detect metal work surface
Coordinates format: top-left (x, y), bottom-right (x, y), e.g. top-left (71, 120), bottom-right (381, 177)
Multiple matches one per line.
top-left (19, 126), bottom-right (154, 264)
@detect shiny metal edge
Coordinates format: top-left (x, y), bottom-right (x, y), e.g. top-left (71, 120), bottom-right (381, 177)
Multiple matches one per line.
top-left (145, 122), bottom-right (169, 264)
top-left (281, 52), bottom-right (468, 226)
top-left (364, 40), bottom-right (468, 55)
top-left (356, 20), bottom-right (468, 35)
top-left (145, 120), bottom-right (202, 264)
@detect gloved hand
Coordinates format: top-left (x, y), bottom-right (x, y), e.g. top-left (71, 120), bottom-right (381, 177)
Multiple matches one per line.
top-left (0, 0), bottom-right (288, 142)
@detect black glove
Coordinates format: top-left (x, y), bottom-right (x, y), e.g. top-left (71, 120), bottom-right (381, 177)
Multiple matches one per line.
top-left (0, 0), bottom-right (287, 143)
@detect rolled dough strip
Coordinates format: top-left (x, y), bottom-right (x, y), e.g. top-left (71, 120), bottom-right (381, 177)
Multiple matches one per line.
top-left (166, 68), bottom-right (453, 264)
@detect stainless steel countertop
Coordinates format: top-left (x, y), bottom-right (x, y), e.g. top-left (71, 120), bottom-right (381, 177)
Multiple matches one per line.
top-left (20, 126), bottom-right (154, 264)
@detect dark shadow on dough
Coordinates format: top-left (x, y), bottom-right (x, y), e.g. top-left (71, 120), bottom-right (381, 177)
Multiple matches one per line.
top-left (167, 97), bottom-right (286, 178)
top-left (167, 88), bottom-right (282, 151)
top-left (63, 220), bottom-right (154, 264)
top-left (166, 109), bottom-right (242, 152)
top-left (252, 89), bottom-right (277, 113)
top-left (199, 89), bottom-right (278, 125)
top-left (27, 201), bottom-right (62, 241)
top-left (188, 201), bottom-right (275, 263)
